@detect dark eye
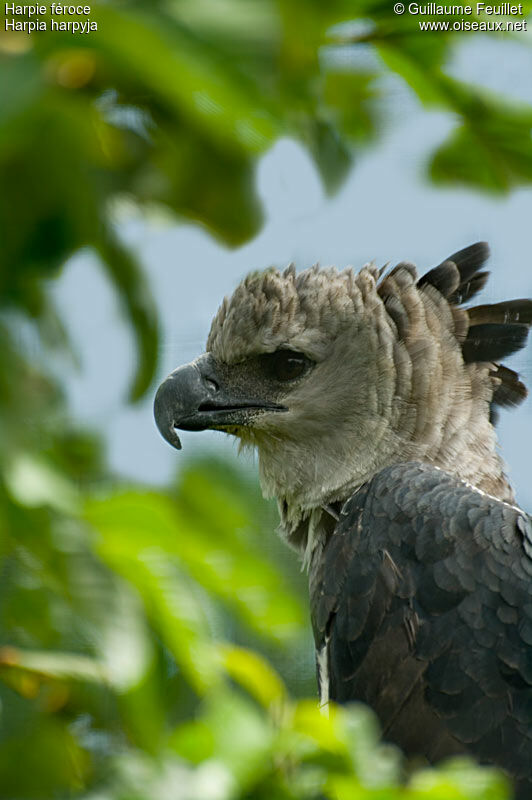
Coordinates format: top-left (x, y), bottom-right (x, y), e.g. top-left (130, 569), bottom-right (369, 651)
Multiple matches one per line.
top-left (262, 349), bottom-right (313, 382)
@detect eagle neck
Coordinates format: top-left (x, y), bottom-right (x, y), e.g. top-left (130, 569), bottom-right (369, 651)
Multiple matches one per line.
top-left (278, 499), bottom-right (342, 569)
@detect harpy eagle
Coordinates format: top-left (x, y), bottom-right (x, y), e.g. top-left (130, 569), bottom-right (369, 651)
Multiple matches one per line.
top-left (154, 243), bottom-right (532, 797)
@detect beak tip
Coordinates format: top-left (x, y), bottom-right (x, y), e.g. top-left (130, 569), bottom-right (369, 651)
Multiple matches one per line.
top-left (155, 418), bottom-right (183, 451)
top-left (153, 387), bottom-right (183, 452)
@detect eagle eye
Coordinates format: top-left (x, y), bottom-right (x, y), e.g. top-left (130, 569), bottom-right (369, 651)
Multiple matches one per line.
top-left (262, 349), bottom-right (313, 382)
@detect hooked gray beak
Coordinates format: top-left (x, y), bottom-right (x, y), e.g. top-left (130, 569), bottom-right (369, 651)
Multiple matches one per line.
top-left (153, 353), bottom-right (286, 450)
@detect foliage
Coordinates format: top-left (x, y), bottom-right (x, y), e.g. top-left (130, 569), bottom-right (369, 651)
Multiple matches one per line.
top-left (2, 0), bottom-right (532, 395)
top-left (0, 455), bottom-right (512, 799)
top-left (0, 0), bottom-right (529, 797)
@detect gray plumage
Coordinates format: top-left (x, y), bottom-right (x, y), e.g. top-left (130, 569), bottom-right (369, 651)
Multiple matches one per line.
top-left (154, 242), bottom-right (532, 797)
top-left (311, 462), bottom-right (532, 798)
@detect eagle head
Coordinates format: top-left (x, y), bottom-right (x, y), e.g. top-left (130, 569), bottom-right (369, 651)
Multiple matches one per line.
top-left (154, 244), bottom-right (531, 552)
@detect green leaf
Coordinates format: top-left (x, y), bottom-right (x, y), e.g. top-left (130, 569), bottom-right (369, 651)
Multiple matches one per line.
top-left (199, 688), bottom-right (276, 791)
top-left (409, 757), bottom-right (511, 799)
top-left (97, 234), bottom-right (159, 401)
top-left (86, 483), bottom-right (305, 648)
top-left (322, 71), bottom-right (380, 144)
top-left (89, 5), bottom-right (280, 155)
top-left (0, 646), bottom-right (107, 687)
top-left (298, 116), bottom-right (353, 194)
top-left (3, 452), bottom-right (79, 513)
top-left (144, 122), bottom-right (263, 244)
top-left (218, 643), bottom-right (286, 710)
top-left (84, 490), bottom-right (223, 693)
top-left (176, 467), bottom-right (307, 642)
top-left (0, 77), bottom-right (160, 398)
top-left (429, 79), bottom-right (532, 193)
top-left (0, 716), bottom-right (90, 798)
top-left (376, 44), bottom-right (448, 106)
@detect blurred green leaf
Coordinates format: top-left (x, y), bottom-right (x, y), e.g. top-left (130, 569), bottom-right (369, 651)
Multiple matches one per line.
top-left (3, 452), bottom-right (79, 513)
top-left (429, 79), bottom-right (532, 193)
top-left (0, 716), bottom-right (90, 798)
top-left (218, 643), bottom-right (286, 710)
top-left (197, 687), bottom-right (276, 792)
top-left (375, 51), bottom-right (532, 194)
top-left (409, 758), bottom-right (511, 799)
top-left (85, 484), bottom-right (305, 648)
top-left (97, 235), bottom-right (159, 401)
top-left (0, 646), bottom-right (107, 687)
top-left (90, 5), bottom-right (280, 154)
top-left (84, 490), bottom-right (223, 693)
top-left (322, 71), bottom-right (380, 144)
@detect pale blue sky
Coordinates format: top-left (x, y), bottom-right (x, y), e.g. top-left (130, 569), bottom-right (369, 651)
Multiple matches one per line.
top-left (51, 33), bottom-right (532, 507)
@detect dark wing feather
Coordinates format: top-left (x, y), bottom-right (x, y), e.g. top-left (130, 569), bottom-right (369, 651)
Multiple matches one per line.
top-left (469, 300), bottom-right (532, 326)
top-left (446, 241), bottom-right (490, 303)
top-left (416, 243), bottom-right (531, 415)
top-left (462, 323), bottom-right (530, 363)
top-left (416, 259), bottom-right (460, 298)
top-left (491, 365), bottom-right (528, 409)
top-left (453, 270), bottom-right (490, 304)
top-left (417, 241), bottom-right (490, 303)
top-left (311, 462), bottom-right (532, 799)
